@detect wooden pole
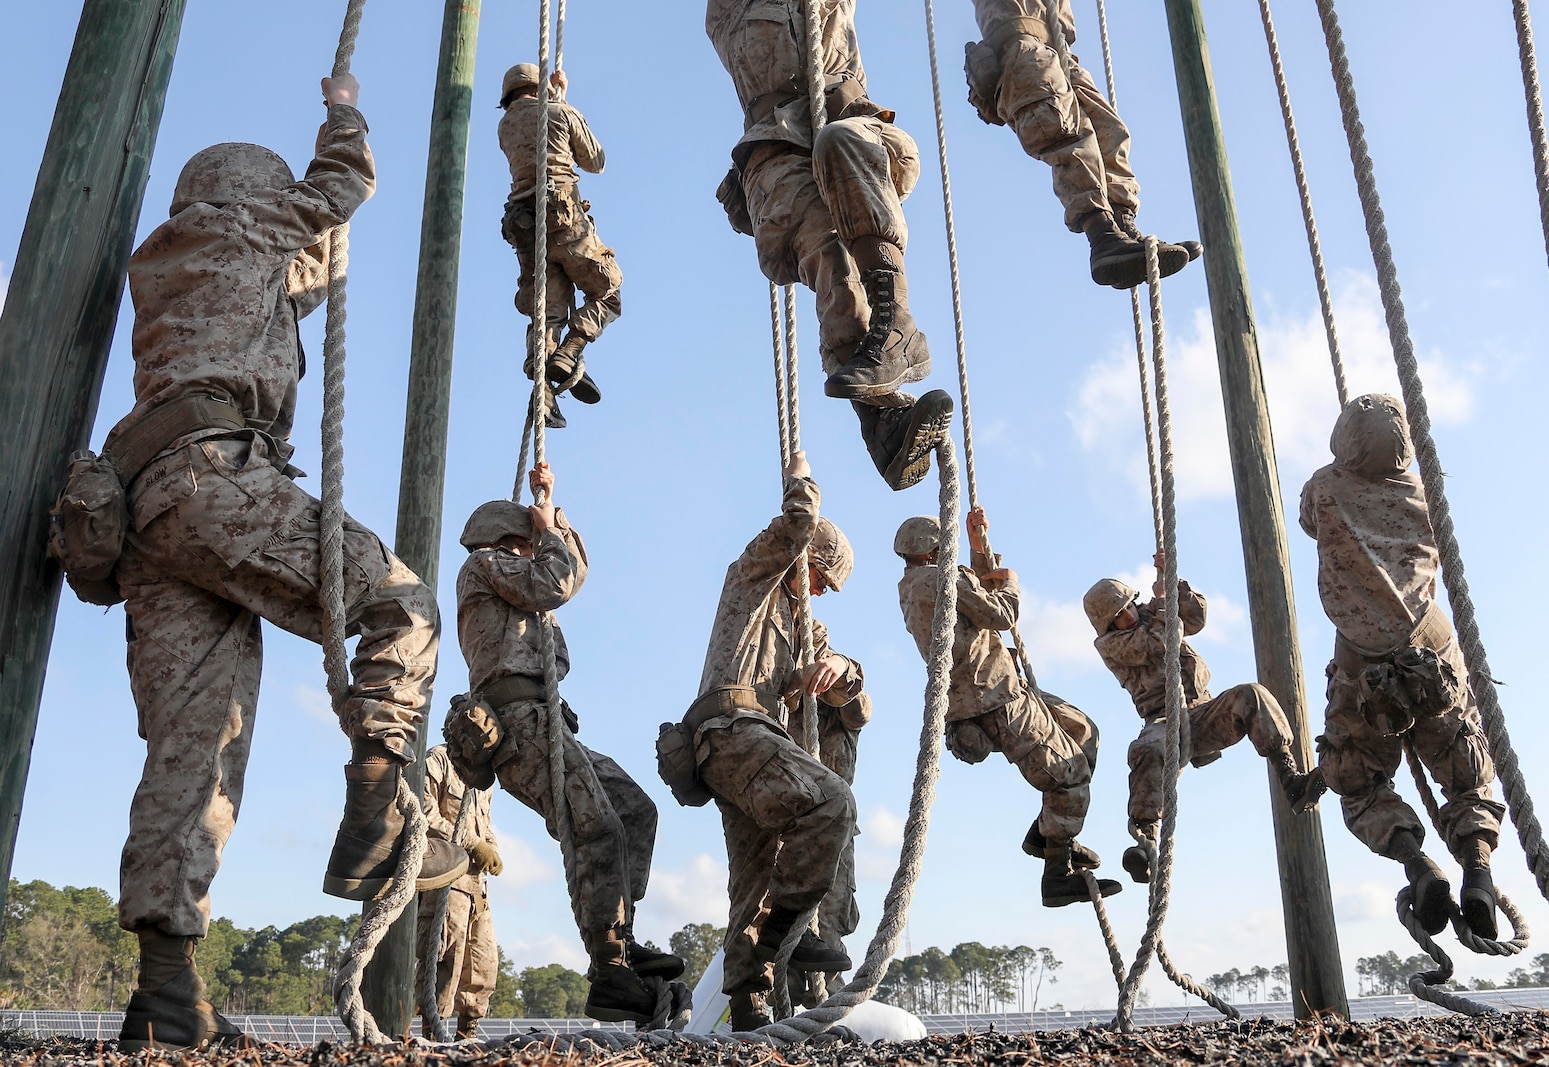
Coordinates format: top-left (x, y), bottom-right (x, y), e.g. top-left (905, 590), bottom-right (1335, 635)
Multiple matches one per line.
top-left (0, 0), bottom-right (187, 921)
top-left (360, 0), bottom-right (481, 1035)
top-left (1160, 0), bottom-right (1350, 1019)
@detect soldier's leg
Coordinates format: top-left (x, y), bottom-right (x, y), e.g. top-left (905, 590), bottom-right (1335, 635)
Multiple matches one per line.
top-left (456, 893), bottom-right (498, 1036)
top-left (716, 798), bottom-right (780, 997)
top-left (554, 227), bottom-right (622, 345)
top-left (583, 748), bottom-right (657, 906)
top-left (1066, 55), bottom-right (1139, 219)
top-left (1191, 683), bottom-right (1320, 809)
top-left (996, 36), bottom-right (1108, 230)
top-left (434, 890), bottom-right (475, 1021)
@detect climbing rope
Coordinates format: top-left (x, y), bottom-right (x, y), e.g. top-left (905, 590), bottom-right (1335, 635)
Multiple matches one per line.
top-left (417, 785), bottom-right (481, 1042)
top-left (1514, 0), bottom-right (1549, 274)
top-left (1255, 0), bottom-right (1346, 405)
top-left (1314, 0), bottom-right (1549, 910)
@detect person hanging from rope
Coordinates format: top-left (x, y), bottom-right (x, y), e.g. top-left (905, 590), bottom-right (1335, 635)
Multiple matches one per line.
top-left (96, 73), bottom-right (469, 1052)
top-left (962, 0), bottom-right (1199, 289)
top-left (896, 508), bottom-right (1122, 907)
top-left (499, 64), bottom-right (618, 427)
top-left (707, 0), bottom-right (955, 491)
top-left (1299, 394), bottom-right (1506, 941)
top-left (671, 451), bottom-right (860, 1030)
top-left (445, 462), bottom-right (685, 1026)
top-left (1083, 552), bottom-right (1323, 884)
top-left (415, 744), bottom-right (500, 1040)
top-left (783, 683), bottom-right (872, 1009)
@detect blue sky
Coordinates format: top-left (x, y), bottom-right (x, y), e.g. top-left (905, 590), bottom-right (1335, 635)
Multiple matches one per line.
top-left (4, 0), bottom-right (1548, 1012)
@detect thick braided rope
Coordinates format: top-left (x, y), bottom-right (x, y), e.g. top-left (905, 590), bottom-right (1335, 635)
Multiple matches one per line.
top-left (1082, 872), bottom-right (1128, 990)
top-left (750, 439), bottom-right (960, 1045)
top-left (777, 287), bottom-right (820, 762)
top-left (1396, 887), bottom-right (1507, 1017)
top-left (417, 786), bottom-right (482, 1042)
top-left (1314, 0), bottom-right (1549, 906)
top-left (335, 775), bottom-right (429, 1044)
top-left (803, 0), bottom-right (828, 134)
top-left (771, 283), bottom-right (792, 467)
top-left (523, 0), bottom-right (554, 482)
top-left (1515, 0), bottom-right (1549, 273)
top-left (1157, 940), bottom-right (1239, 1020)
top-left (1114, 242), bottom-right (1184, 1032)
top-left (319, 1), bottom-right (367, 705)
top-left (1256, 0), bottom-right (1346, 405)
top-left (554, 0), bottom-right (566, 74)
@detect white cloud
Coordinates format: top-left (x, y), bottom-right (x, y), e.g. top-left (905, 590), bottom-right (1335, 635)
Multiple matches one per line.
top-left (500, 930), bottom-right (589, 973)
top-left (1333, 879), bottom-right (1395, 923)
top-left (863, 805), bottom-right (905, 847)
top-left (645, 853), bottom-right (729, 930)
top-left (489, 826), bottom-right (557, 891)
top-left (1071, 272), bottom-right (1476, 503)
top-left (1017, 593), bottom-right (1105, 673)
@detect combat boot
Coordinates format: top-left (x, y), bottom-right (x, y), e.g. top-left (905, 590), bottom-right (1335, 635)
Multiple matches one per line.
top-left (755, 907), bottom-right (853, 972)
top-left (1084, 212), bottom-right (1192, 289)
top-left (323, 759), bottom-right (470, 900)
top-left (1459, 835), bottom-right (1499, 941)
top-left (854, 390), bottom-right (955, 491)
top-left (1114, 208), bottom-right (1202, 268)
top-left (583, 934), bottom-right (658, 1025)
top-left (455, 1013), bottom-right (481, 1040)
top-left (824, 270), bottom-right (931, 399)
top-left (119, 931), bottom-right (247, 1051)
top-left (1390, 830), bottom-right (1453, 935)
top-left (547, 335), bottom-right (602, 405)
top-left (1122, 821), bottom-right (1157, 884)
top-left (1271, 748), bottom-right (1327, 813)
top-left (1042, 842), bottom-right (1122, 907)
top-left (626, 936), bottom-right (686, 980)
top-left (728, 991), bottom-right (773, 1032)
top-left (1022, 819), bottom-right (1101, 869)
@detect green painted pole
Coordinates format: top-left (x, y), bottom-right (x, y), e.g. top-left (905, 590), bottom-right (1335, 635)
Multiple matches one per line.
top-left (1159, 0), bottom-right (1350, 1019)
top-left (0, 0), bottom-right (187, 922)
top-left (360, 0), bottom-right (482, 1036)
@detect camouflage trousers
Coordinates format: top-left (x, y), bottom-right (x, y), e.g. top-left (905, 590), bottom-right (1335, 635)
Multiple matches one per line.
top-left (785, 705), bottom-right (862, 966)
top-left (506, 185), bottom-right (623, 354)
top-left (1127, 682), bottom-right (1292, 829)
top-left (116, 434), bottom-right (439, 936)
top-left (416, 884), bottom-right (498, 1025)
top-left (491, 698), bottom-right (656, 938)
top-left (1317, 637), bottom-right (1503, 859)
top-left (995, 36), bottom-right (1139, 230)
top-left (741, 116), bottom-right (921, 369)
top-left (971, 689), bottom-right (1095, 843)
top-left (695, 715), bottom-right (856, 996)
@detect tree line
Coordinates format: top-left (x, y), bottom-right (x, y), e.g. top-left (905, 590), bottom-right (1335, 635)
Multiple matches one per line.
top-left (877, 943), bottom-right (1064, 1014)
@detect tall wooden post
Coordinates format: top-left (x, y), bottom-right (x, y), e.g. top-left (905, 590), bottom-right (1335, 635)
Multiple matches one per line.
top-left (0, 0), bottom-right (187, 919)
top-left (360, 0), bottom-right (481, 1035)
top-left (1160, 0), bottom-right (1350, 1018)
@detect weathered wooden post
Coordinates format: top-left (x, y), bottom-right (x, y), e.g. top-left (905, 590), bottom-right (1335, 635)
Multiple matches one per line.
top-left (359, 0), bottom-right (482, 1034)
top-left (1160, 0), bottom-right (1350, 1018)
top-left (0, 0), bottom-right (188, 919)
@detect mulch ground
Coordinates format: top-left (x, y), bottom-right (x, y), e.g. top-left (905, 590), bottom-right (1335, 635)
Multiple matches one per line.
top-left (6, 1013), bottom-right (1549, 1067)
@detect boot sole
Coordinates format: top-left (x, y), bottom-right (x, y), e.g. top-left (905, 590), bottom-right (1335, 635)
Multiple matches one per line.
top-left (632, 960), bottom-right (687, 980)
top-left (1121, 848), bottom-right (1153, 885)
top-left (824, 345), bottom-right (931, 399)
top-left (1043, 880), bottom-right (1121, 908)
top-left (884, 391), bottom-right (955, 491)
top-left (1414, 871), bottom-right (1454, 935)
top-left (324, 853), bottom-right (470, 900)
top-left (1097, 245), bottom-right (1193, 290)
top-left (584, 1005), bottom-right (654, 1025)
top-left (789, 955), bottom-right (853, 973)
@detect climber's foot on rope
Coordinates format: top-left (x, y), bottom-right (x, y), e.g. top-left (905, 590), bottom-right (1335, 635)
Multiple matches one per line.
top-left (547, 335), bottom-right (602, 405)
top-left (1042, 841), bottom-right (1121, 907)
top-left (856, 389), bottom-right (955, 491)
top-left (1460, 854), bottom-right (1500, 941)
top-left (729, 991), bottom-right (773, 1032)
top-left (755, 907), bottom-right (854, 972)
top-left (627, 938), bottom-right (686, 980)
top-left (1121, 844), bottom-right (1153, 884)
top-left (1115, 209), bottom-right (1202, 267)
top-left (582, 934), bottom-right (658, 1024)
top-left (1085, 211), bottom-right (1191, 289)
top-left (1272, 749), bottom-right (1327, 812)
top-left (527, 389), bottom-right (567, 430)
top-left (1393, 832), bottom-right (1454, 935)
top-left (1022, 820), bottom-right (1102, 869)
top-left (322, 759), bottom-right (470, 900)
top-left (825, 238), bottom-right (931, 398)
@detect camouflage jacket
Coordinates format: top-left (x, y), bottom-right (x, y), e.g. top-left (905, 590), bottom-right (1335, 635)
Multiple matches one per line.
top-left (1093, 582), bottom-right (1212, 718)
top-left (105, 104), bottom-right (375, 469)
top-left (456, 509), bottom-right (587, 693)
top-left (706, 0), bottom-right (890, 163)
top-left (971, 0), bottom-right (1078, 48)
top-left (787, 677), bottom-right (871, 783)
top-left (1299, 464), bottom-right (1439, 657)
top-left (499, 96), bottom-right (605, 201)
top-left (898, 548), bottom-right (1026, 723)
top-left (697, 474), bottom-right (862, 720)
top-left (422, 744), bottom-right (495, 897)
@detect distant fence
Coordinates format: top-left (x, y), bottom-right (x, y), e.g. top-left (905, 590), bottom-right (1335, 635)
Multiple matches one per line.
top-left (6, 988), bottom-right (1549, 1043)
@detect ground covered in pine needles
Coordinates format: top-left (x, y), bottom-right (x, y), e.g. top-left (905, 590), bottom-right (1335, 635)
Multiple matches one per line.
top-left (6, 1013), bottom-right (1549, 1067)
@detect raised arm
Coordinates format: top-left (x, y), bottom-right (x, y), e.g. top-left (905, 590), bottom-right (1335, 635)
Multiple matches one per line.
top-left (956, 565), bottom-right (1021, 633)
top-left (567, 106), bottom-right (607, 174)
top-left (470, 530), bottom-right (581, 614)
top-left (734, 452), bottom-right (821, 583)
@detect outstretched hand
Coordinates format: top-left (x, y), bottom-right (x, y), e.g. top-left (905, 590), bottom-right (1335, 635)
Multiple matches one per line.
top-left (966, 507), bottom-right (990, 554)
top-left (785, 450), bottom-right (811, 482)
top-left (528, 462), bottom-right (556, 534)
top-left (322, 74), bottom-right (359, 107)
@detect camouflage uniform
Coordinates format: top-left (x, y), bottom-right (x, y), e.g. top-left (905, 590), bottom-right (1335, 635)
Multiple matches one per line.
top-left (968, 0), bottom-right (1139, 231)
top-left (500, 93), bottom-right (622, 354)
top-left (898, 550), bottom-right (1095, 842)
top-left (110, 105), bottom-right (442, 937)
top-left (694, 474), bottom-right (859, 997)
top-left (416, 745), bottom-right (498, 1027)
top-left (1299, 397), bottom-right (1503, 860)
top-left (1093, 583), bottom-right (1294, 831)
top-left (455, 512), bottom-right (658, 943)
top-left (707, 0), bottom-right (920, 372)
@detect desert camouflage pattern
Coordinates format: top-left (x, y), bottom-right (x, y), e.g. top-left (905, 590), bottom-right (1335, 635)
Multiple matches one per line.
top-left (707, 0), bottom-right (921, 369)
top-left (1300, 394), bottom-right (1503, 858)
top-left (898, 553), bottom-right (1093, 842)
top-left (1093, 582), bottom-right (1212, 718)
top-left (695, 474), bottom-right (859, 996)
top-left (499, 97), bottom-right (605, 201)
top-left (104, 105), bottom-right (374, 470)
top-left (971, 0), bottom-right (1139, 231)
top-left (456, 511), bottom-right (586, 693)
top-left (455, 518), bottom-right (656, 939)
top-left (416, 746), bottom-right (497, 1023)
